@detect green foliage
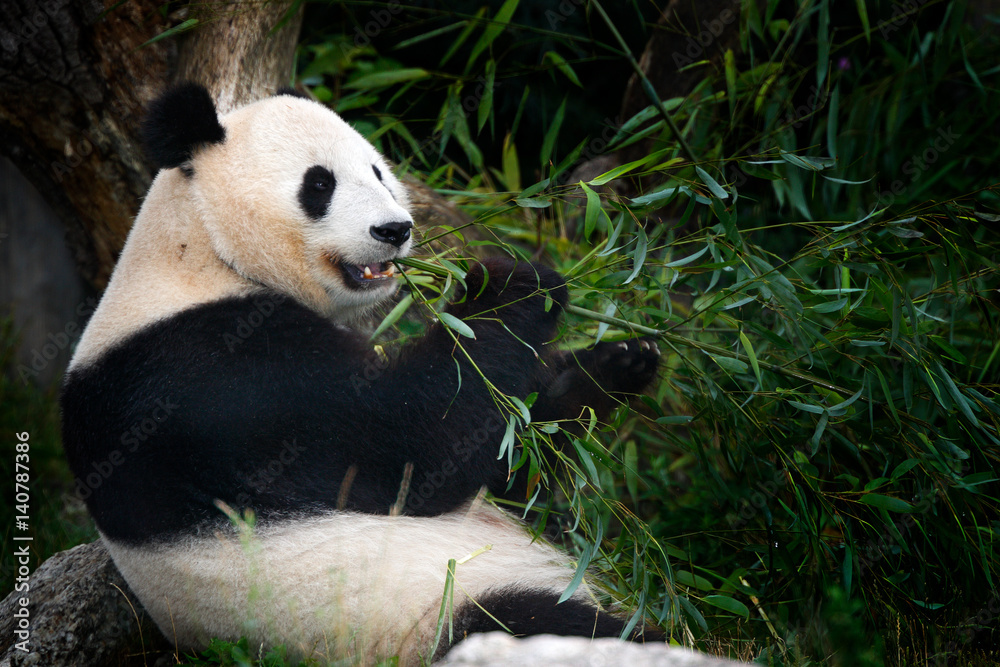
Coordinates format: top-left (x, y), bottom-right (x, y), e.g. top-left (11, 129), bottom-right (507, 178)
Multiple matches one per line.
top-left (291, 1), bottom-right (1000, 664)
top-left (181, 638), bottom-right (320, 667)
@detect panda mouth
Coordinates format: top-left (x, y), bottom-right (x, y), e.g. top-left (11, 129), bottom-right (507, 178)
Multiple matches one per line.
top-left (336, 260), bottom-right (397, 289)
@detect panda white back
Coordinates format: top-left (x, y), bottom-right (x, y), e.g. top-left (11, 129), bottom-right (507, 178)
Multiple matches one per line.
top-left (61, 84), bottom-right (663, 663)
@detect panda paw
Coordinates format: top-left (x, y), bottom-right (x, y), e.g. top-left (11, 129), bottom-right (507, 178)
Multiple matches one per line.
top-left (451, 258), bottom-right (568, 323)
top-left (580, 337), bottom-right (661, 395)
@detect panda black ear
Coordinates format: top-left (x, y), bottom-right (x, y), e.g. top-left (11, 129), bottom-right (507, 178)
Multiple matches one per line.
top-left (142, 82), bottom-right (226, 170)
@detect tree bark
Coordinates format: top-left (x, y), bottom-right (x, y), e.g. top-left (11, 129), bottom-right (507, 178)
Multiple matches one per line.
top-left (0, 0), bottom-right (305, 291)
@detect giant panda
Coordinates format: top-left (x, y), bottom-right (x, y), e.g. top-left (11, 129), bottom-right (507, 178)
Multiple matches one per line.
top-left (60, 83), bottom-right (662, 663)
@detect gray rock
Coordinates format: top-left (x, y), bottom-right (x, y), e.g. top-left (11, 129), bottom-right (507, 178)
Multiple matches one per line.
top-left (437, 632), bottom-right (748, 667)
top-left (0, 541), bottom-right (168, 667)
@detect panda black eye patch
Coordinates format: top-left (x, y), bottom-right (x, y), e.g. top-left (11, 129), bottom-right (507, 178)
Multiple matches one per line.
top-left (298, 165), bottom-right (336, 220)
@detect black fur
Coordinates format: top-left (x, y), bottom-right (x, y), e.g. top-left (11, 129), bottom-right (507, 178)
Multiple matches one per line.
top-left (298, 165), bottom-right (336, 219)
top-left (438, 587), bottom-right (665, 659)
top-left (61, 258), bottom-right (658, 545)
top-left (142, 83), bottom-right (226, 170)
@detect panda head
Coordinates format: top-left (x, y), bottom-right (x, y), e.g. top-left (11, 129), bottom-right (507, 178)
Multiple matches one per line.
top-left (141, 83), bottom-right (413, 318)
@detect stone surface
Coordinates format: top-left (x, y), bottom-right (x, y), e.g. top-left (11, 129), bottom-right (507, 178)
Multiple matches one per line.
top-left (437, 632), bottom-right (748, 667)
top-left (0, 541), bottom-right (168, 667)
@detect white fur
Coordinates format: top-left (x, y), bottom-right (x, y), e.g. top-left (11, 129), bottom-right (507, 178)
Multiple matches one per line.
top-left (71, 95), bottom-right (411, 370)
top-left (104, 501), bottom-right (588, 664)
top-left (76, 92), bottom-right (586, 663)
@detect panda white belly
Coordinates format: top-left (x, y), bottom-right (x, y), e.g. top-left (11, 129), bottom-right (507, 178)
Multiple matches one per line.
top-left (104, 503), bottom-right (581, 663)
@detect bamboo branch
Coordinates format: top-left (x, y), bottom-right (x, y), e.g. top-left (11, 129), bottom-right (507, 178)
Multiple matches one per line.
top-left (590, 0), bottom-right (700, 166)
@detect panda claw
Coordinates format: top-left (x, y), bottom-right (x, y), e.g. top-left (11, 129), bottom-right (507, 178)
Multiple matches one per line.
top-left (617, 341), bottom-right (628, 351)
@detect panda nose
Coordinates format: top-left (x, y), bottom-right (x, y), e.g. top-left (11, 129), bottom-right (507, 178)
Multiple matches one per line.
top-left (370, 221), bottom-right (413, 248)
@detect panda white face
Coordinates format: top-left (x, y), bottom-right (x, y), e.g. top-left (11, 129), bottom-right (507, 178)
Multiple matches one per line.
top-left (188, 94), bottom-right (414, 319)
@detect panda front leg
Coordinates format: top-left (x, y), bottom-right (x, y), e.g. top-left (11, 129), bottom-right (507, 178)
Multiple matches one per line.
top-left (532, 336), bottom-right (661, 425)
top-left (346, 257), bottom-right (568, 515)
top-left (429, 257), bottom-right (661, 426)
top-left (378, 255), bottom-right (661, 508)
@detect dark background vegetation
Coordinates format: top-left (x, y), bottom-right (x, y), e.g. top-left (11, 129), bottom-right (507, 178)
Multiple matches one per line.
top-left (3, 1), bottom-right (1000, 665)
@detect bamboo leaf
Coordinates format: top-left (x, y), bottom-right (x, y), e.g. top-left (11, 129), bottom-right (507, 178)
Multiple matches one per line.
top-left (696, 166), bottom-right (729, 200)
top-left (580, 182), bottom-right (601, 240)
top-left (703, 595), bottom-right (750, 619)
top-left (724, 49), bottom-right (737, 120)
top-left (540, 97), bottom-right (567, 169)
top-left (860, 494), bottom-right (913, 513)
top-left (679, 596), bottom-right (708, 632)
top-left (817, 1), bottom-right (830, 89)
top-left (370, 293), bottom-right (414, 340)
top-left (441, 8), bottom-right (485, 66)
top-left (477, 59), bottom-right (496, 133)
top-left (740, 331), bottom-right (762, 385)
top-left (624, 439), bottom-right (639, 502)
top-left (936, 362), bottom-right (979, 426)
top-left (543, 50), bottom-right (582, 87)
top-left (665, 246), bottom-right (709, 268)
top-left (346, 68), bottom-right (430, 89)
top-left (623, 227), bottom-right (648, 284)
top-left (468, 0), bottom-right (519, 69)
top-left (496, 415), bottom-right (517, 464)
top-left (856, 0), bottom-right (871, 44)
top-left (510, 395), bottom-right (531, 425)
top-left (140, 18), bottom-right (199, 48)
top-left (439, 312), bottom-right (476, 339)
top-left (710, 354), bottom-right (749, 374)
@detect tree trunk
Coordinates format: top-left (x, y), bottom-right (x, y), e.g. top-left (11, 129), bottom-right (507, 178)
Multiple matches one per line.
top-left (0, 0), bottom-right (304, 291)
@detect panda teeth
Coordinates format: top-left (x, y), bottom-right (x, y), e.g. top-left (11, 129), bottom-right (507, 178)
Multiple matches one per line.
top-left (363, 265), bottom-right (374, 279)
top-left (384, 263), bottom-right (396, 277)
